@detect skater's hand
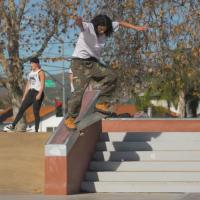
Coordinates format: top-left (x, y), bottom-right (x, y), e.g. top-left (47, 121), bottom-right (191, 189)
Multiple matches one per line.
top-left (75, 16), bottom-right (84, 31)
top-left (21, 97), bottom-right (25, 102)
top-left (135, 24), bottom-right (148, 31)
top-left (119, 21), bottom-right (148, 31)
top-left (36, 94), bottom-right (41, 100)
top-left (75, 16), bottom-right (83, 26)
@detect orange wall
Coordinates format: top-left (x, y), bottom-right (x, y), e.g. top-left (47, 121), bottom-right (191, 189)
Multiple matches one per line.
top-left (102, 119), bottom-right (200, 132)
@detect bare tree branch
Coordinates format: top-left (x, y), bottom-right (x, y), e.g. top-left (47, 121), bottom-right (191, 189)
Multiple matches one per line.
top-left (0, 53), bottom-right (9, 73)
top-left (9, 0), bottom-right (17, 20)
top-left (0, 77), bottom-right (7, 87)
top-left (18, 0), bottom-right (27, 23)
top-left (0, 1), bottom-right (11, 28)
top-left (22, 15), bottom-right (60, 63)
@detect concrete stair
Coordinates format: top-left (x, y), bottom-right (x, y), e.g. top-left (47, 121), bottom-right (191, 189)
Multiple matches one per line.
top-left (81, 132), bottom-right (200, 193)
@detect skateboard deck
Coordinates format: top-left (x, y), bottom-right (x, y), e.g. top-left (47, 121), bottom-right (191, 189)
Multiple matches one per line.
top-left (48, 89), bottom-right (102, 144)
top-left (75, 90), bottom-right (100, 121)
top-left (76, 112), bottom-right (108, 131)
top-left (65, 89), bottom-right (102, 131)
top-left (75, 110), bottom-right (132, 131)
top-left (48, 89), bottom-right (130, 144)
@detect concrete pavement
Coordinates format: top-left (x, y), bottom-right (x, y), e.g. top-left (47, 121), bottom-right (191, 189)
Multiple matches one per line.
top-left (0, 193), bottom-right (200, 200)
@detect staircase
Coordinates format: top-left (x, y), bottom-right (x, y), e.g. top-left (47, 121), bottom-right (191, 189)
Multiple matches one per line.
top-left (81, 131), bottom-right (200, 192)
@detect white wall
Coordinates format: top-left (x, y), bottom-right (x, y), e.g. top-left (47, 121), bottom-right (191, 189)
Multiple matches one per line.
top-left (27, 115), bottom-right (63, 132)
top-left (151, 100), bottom-right (200, 117)
top-left (150, 100), bottom-right (178, 114)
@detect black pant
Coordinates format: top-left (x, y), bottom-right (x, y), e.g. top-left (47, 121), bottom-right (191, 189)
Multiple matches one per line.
top-left (13, 89), bottom-right (44, 132)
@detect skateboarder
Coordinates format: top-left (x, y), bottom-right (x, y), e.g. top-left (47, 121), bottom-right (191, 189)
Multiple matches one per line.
top-left (5, 57), bottom-right (45, 132)
top-left (65, 14), bottom-right (147, 129)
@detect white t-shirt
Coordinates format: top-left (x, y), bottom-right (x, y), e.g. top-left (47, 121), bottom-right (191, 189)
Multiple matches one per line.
top-left (72, 22), bottom-right (119, 60)
top-left (28, 69), bottom-right (42, 91)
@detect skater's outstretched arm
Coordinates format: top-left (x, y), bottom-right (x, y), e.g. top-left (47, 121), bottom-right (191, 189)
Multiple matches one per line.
top-left (75, 16), bottom-right (84, 31)
top-left (74, 16), bottom-right (148, 32)
top-left (119, 21), bottom-right (148, 31)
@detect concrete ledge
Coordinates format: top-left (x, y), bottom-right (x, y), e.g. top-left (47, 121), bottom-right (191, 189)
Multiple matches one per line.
top-left (44, 90), bottom-right (102, 195)
top-left (44, 121), bottom-right (102, 195)
top-left (102, 119), bottom-right (200, 132)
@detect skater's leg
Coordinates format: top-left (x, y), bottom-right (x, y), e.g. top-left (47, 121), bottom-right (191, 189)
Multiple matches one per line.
top-left (90, 62), bottom-right (117, 112)
top-left (33, 91), bottom-right (44, 132)
top-left (65, 59), bottom-right (92, 128)
top-left (12, 90), bottom-right (34, 127)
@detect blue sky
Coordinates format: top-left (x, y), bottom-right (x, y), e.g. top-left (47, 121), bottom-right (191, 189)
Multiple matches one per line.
top-left (0, 0), bottom-right (80, 77)
top-left (22, 39), bottom-right (76, 76)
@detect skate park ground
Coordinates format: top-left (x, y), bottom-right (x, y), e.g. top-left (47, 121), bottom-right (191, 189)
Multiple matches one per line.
top-left (0, 131), bottom-right (200, 200)
top-left (0, 193), bottom-right (200, 200)
top-left (0, 132), bottom-right (50, 195)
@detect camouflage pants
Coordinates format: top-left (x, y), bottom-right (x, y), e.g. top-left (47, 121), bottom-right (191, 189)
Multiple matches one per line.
top-left (67, 58), bottom-right (117, 118)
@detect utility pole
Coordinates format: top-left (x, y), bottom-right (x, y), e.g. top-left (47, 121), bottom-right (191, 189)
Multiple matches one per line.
top-left (62, 42), bottom-right (66, 116)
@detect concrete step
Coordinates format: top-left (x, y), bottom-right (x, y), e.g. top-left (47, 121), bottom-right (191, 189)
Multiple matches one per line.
top-left (81, 181), bottom-right (200, 193)
top-left (100, 132), bottom-right (200, 142)
top-left (96, 141), bottom-right (200, 151)
top-left (89, 161), bottom-right (200, 171)
top-left (85, 171), bottom-right (200, 181)
top-left (92, 151), bottom-right (200, 161)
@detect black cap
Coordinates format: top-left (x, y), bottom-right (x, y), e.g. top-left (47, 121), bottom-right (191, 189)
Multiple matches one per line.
top-left (30, 57), bottom-right (40, 64)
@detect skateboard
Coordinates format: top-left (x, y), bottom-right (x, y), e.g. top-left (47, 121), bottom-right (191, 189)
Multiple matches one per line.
top-left (65, 89), bottom-right (109, 132)
top-left (75, 111), bottom-right (109, 131)
top-left (49, 89), bottom-right (131, 144)
top-left (65, 89), bottom-right (133, 131)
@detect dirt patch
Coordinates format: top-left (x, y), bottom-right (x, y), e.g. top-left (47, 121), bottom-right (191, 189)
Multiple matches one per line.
top-left (0, 132), bottom-right (52, 194)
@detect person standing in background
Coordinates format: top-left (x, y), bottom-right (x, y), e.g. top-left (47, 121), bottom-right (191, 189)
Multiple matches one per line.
top-left (6, 57), bottom-right (45, 132)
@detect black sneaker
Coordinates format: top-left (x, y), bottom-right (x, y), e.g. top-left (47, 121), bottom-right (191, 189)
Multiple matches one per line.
top-left (5, 124), bottom-right (15, 132)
